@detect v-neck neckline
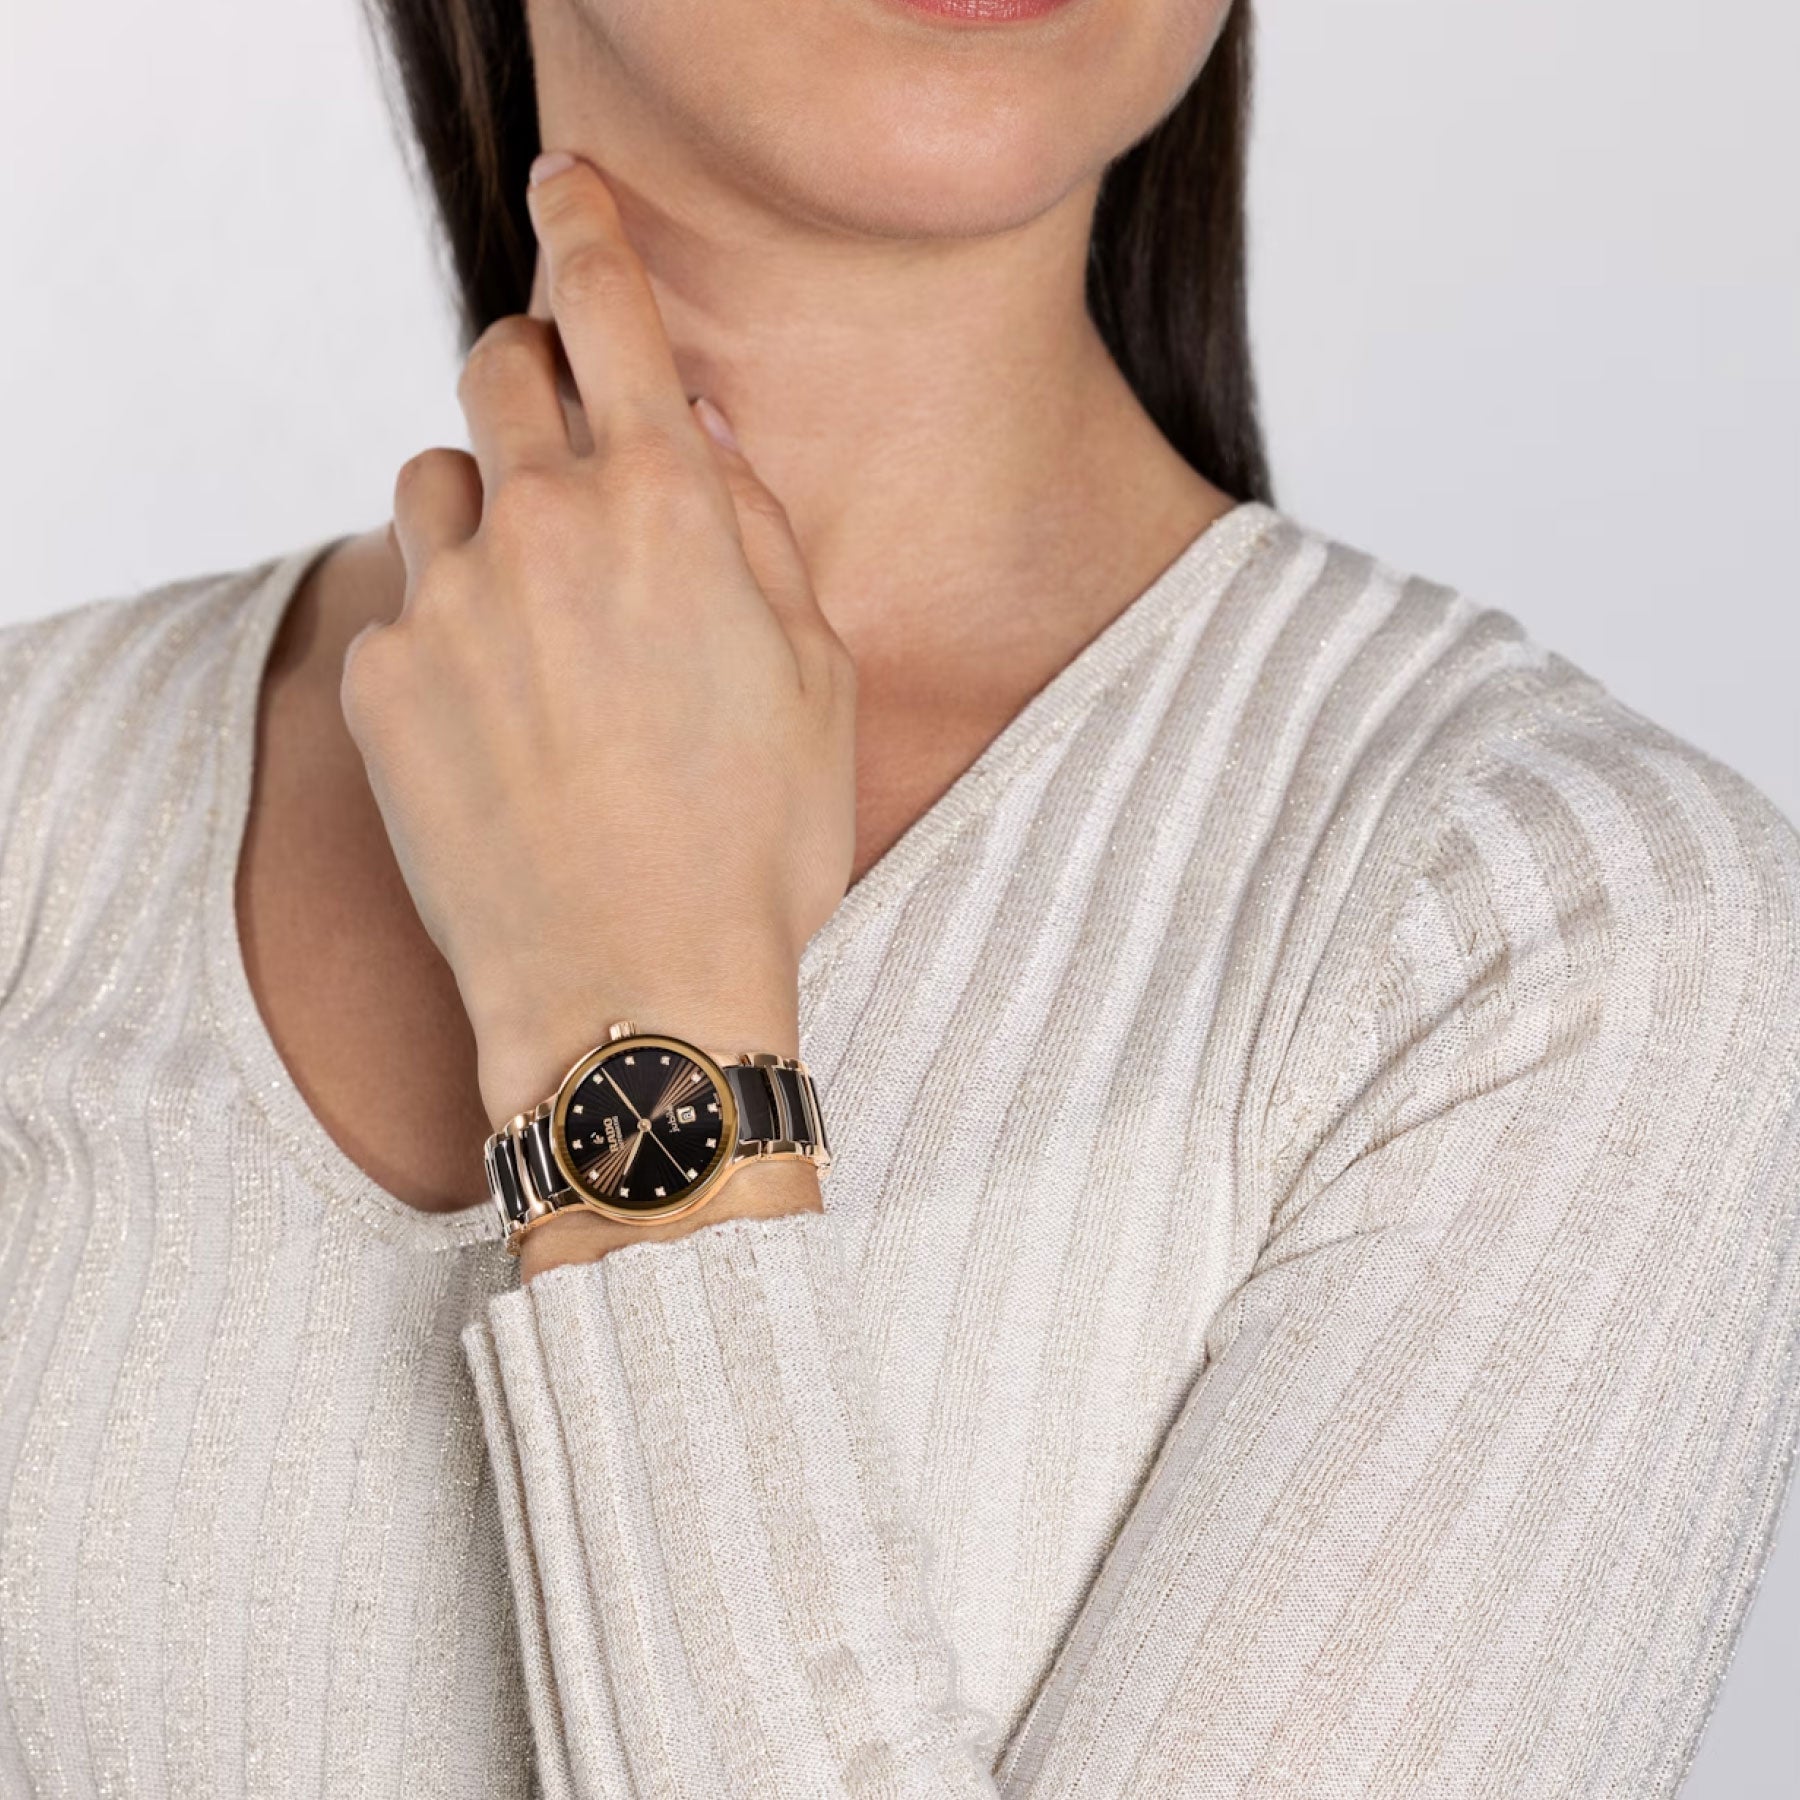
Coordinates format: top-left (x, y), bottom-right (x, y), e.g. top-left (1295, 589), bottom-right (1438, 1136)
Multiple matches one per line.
top-left (200, 499), bottom-right (1281, 1249)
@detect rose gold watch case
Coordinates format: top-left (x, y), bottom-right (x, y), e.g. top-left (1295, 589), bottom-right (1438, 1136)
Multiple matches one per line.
top-left (546, 1030), bottom-right (743, 1226)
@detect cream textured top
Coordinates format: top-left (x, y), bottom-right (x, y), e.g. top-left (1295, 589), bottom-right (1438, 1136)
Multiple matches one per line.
top-left (1, 501), bottom-right (1798, 1799)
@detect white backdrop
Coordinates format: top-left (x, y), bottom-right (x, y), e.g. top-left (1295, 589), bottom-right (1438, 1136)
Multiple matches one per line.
top-left (2, 0), bottom-right (1796, 1789)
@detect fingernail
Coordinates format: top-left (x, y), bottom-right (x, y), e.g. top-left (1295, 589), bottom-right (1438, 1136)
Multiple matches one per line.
top-left (694, 395), bottom-right (741, 454)
top-left (529, 150), bottom-right (577, 188)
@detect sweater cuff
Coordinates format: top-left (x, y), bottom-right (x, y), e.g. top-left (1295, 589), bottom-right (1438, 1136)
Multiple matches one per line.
top-left (460, 1209), bottom-right (999, 1798)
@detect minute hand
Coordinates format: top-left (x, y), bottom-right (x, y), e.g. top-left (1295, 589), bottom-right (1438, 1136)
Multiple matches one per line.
top-left (606, 1064), bottom-right (700, 1184)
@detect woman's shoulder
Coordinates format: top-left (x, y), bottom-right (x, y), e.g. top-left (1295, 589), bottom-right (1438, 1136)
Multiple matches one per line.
top-left (1247, 506), bottom-right (1800, 880)
top-left (0, 535), bottom-right (336, 757)
top-left (1241, 510), bottom-right (1800, 1242)
top-left (0, 538), bottom-right (338, 950)
top-left (1251, 507), bottom-right (1800, 1105)
top-left (1, 540), bottom-right (304, 716)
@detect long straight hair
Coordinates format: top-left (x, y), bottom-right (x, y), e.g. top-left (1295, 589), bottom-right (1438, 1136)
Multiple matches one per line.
top-left (357, 0), bottom-right (1272, 504)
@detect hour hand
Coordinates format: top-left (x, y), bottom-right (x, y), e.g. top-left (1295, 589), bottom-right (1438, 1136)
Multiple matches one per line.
top-left (581, 1124), bottom-right (642, 1197)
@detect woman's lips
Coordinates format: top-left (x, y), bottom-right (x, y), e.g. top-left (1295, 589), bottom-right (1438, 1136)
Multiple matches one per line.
top-left (882, 0), bottom-right (1082, 21)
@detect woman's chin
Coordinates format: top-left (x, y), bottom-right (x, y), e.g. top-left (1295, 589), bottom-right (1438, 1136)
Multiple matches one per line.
top-left (731, 108), bottom-right (1098, 244)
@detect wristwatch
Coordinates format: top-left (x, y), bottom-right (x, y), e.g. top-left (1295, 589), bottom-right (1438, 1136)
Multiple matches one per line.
top-left (483, 1019), bottom-right (831, 1254)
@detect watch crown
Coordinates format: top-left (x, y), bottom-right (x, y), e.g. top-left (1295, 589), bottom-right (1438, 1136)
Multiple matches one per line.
top-left (606, 1019), bottom-right (638, 1042)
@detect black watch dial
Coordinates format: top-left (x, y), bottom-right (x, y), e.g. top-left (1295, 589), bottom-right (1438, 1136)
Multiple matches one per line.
top-left (555, 1039), bottom-right (734, 1216)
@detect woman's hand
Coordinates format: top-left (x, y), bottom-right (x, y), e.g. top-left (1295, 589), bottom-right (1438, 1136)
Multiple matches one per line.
top-left (340, 151), bottom-right (856, 1161)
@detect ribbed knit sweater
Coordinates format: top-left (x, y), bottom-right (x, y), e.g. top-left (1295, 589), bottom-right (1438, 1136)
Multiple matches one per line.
top-left (1, 501), bottom-right (1798, 1798)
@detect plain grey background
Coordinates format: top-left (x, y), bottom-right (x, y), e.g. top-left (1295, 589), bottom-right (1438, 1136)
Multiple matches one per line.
top-left (2, 0), bottom-right (1795, 1789)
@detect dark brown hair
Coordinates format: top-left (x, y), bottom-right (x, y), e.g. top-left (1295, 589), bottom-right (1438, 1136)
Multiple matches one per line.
top-left (358, 0), bottom-right (1271, 504)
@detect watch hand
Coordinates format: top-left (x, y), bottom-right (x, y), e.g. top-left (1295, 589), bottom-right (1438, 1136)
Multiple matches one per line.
top-left (596, 1066), bottom-right (693, 1190)
top-left (618, 1129), bottom-right (644, 1185)
top-left (644, 1123), bottom-right (690, 1178)
top-left (581, 1125), bottom-right (642, 1196)
top-left (601, 1066), bottom-right (643, 1120)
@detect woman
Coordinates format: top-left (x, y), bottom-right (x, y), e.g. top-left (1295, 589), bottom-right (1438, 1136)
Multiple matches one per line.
top-left (1, 0), bottom-right (1795, 1793)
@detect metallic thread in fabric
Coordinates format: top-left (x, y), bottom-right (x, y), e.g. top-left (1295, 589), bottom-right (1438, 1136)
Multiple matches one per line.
top-left (1, 502), bottom-right (1797, 1796)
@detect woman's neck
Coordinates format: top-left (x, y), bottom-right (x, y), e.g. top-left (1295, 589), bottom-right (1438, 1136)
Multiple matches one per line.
top-left (524, 0), bottom-right (1234, 663)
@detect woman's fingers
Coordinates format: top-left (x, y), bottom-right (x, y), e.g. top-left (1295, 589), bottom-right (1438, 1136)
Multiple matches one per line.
top-left (456, 315), bottom-right (571, 490)
top-left (355, 169), bottom-right (856, 1123)
top-left (692, 398), bottom-right (850, 693)
top-left (390, 447), bottom-right (482, 591)
top-left (525, 152), bottom-right (696, 449)
top-left (525, 248), bottom-right (597, 455)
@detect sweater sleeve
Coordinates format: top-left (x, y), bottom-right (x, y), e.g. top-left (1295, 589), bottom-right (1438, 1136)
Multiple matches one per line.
top-left (459, 702), bottom-right (1800, 1798)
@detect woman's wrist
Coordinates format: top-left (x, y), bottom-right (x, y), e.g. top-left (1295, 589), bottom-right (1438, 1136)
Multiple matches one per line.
top-left (342, 152), bottom-right (856, 1256)
top-left (473, 970), bottom-right (820, 1279)
top-left (473, 975), bottom-right (802, 1131)
top-left (515, 1155), bottom-right (823, 1281)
